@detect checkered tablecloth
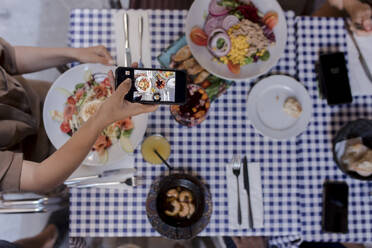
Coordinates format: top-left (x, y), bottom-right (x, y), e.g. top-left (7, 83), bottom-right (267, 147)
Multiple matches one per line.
top-left (68, 9), bottom-right (372, 244)
top-left (297, 16), bottom-right (372, 243)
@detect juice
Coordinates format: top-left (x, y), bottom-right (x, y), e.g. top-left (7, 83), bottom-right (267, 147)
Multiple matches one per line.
top-left (141, 135), bottom-right (171, 164)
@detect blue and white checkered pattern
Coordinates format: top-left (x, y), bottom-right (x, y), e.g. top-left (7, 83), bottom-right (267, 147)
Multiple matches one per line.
top-left (68, 10), bottom-right (371, 243)
top-left (68, 9), bottom-right (301, 239)
top-left (297, 16), bottom-right (372, 243)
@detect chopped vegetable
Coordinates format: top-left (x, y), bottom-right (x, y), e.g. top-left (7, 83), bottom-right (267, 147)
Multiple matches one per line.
top-left (260, 50), bottom-right (270, 61)
top-left (222, 15), bottom-right (240, 30)
top-left (227, 60), bottom-right (240, 74)
top-left (218, 0), bottom-right (239, 9)
top-left (75, 83), bottom-right (85, 90)
top-left (190, 27), bottom-right (208, 46)
top-left (120, 136), bottom-right (134, 153)
top-left (207, 29), bottom-right (231, 57)
top-left (209, 0), bottom-right (229, 16)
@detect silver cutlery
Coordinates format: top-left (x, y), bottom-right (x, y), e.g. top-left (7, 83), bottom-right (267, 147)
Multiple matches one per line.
top-left (65, 168), bottom-right (136, 185)
top-left (138, 15), bottom-right (144, 67)
top-left (232, 155), bottom-right (242, 225)
top-left (243, 156), bottom-right (254, 228)
top-left (73, 176), bottom-right (139, 189)
top-left (345, 19), bottom-right (372, 83)
top-left (123, 12), bottom-right (131, 66)
top-left (0, 206), bottom-right (45, 214)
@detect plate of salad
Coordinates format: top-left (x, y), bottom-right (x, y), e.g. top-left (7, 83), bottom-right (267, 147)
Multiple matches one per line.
top-left (185, 0), bottom-right (287, 80)
top-left (43, 63), bottom-right (149, 166)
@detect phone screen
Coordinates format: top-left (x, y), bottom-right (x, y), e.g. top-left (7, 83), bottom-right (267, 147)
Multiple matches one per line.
top-left (322, 181), bottom-right (348, 233)
top-left (115, 67), bottom-right (186, 104)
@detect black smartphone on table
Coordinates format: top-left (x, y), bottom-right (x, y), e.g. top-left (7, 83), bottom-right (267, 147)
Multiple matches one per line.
top-left (318, 52), bottom-right (352, 105)
top-left (322, 181), bottom-right (348, 233)
top-left (115, 67), bottom-right (187, 104)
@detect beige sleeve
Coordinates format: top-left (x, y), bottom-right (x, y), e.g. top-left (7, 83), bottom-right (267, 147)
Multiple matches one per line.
top-left (328, 0), bottom-right (344, 10)
top-left (0, 151), bottom-right (23, 192)
top-left (0, 37), bottom-right (18, 75)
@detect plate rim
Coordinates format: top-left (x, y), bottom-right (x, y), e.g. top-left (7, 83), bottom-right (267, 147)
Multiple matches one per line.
top-left (42, 63), bottom-right (148, 166)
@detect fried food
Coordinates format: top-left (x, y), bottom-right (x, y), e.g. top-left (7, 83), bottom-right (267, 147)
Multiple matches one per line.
top-left (194, 71), bottom-right (210, 84)
top-left (283, 97), bottom-right (302, 118)
top-left (164, 187), bottom-right (195, 219)
top-left (164, 200), bottom-right (181, 217)
top-left (187, 64), bottom-right (204, 76)
top-left (172, 45), bottom-right (192, 62)
top-left (179, 190), bottom-right (193, 202)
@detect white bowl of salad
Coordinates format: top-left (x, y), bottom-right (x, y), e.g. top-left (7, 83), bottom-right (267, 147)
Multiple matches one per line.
top-left (185, 0), bottom-right (287, 80)
top-left (43, 63), bottom-right (148, 166)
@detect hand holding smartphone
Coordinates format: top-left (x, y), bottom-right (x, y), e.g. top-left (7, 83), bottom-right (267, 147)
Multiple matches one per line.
top-left (115, 67), bottom-right (187, 104)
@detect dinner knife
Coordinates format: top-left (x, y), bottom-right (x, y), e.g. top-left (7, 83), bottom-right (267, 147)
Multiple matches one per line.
top-left (345, 20), bottom-right (372, 83)
top-left (243, 156), bottom-right (254, 228)
top-left (138, 15), bottom-right (144, 67)
top-left (123, 12), bottom-right (132, 66)
top-left (65, 168), bottom-right (136, 185)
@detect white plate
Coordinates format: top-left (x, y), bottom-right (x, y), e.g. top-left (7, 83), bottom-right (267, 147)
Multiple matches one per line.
top-left (43, 63), bottom-right (148, 166)
top-left (247, 75), bottom-right (312, 140)
top-left (185, 0), bottom-right (287, 81)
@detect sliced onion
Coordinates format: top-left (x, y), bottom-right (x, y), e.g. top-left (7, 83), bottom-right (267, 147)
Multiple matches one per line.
top-left (222, 15), bottom-right (240, 30)
top-left (209, 0), bottom-right (229, 17)
top-left (207, 29), bottom-right (231, 57)
top-left (204, 15), bottom-right (225, 36)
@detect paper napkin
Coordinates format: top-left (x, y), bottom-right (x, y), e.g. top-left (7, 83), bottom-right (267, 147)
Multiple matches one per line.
top-left (347, 33), bottom-right (372, 96)
top-left (114, 10), bottom-right (152, 67)
top-left (226, 160), bottom-right (264, 230)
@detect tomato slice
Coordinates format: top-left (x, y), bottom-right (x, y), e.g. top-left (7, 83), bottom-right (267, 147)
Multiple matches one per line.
top-left (102, 77), bottom-right (111, 87)
top-left (266, 16), bottom-right (278, 30)
top-left (263, 11), bottom-right (278, 23)
top-left (60, 121), bottom-right (71, 133)
top-left (67, 96), bottom-right (76, 105)
top-left (190, 27), bottom-right (208, 46)
top-left (227, 60), bottom-right (240, 74)
top-left (263, 11), bottom-right (278, 30)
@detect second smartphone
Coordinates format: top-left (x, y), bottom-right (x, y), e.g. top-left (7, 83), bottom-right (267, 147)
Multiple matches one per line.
top-left (115, 67), bottom-right (187, 104)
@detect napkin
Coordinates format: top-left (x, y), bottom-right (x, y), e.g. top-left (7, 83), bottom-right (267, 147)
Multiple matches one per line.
top-left (347, 33), bottom-right (372, 96)
top-left (114, 10), bottom-right (152, 67)
top-left (226, 160), bottom-right (264, 229)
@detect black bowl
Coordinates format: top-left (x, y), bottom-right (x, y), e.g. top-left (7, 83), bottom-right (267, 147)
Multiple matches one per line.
top-left (332, 119), bottom-right (372, 181)
top-left (156, 174), bottom-right (205, 227)
top-left (146, 173), bottom-right (212, 240)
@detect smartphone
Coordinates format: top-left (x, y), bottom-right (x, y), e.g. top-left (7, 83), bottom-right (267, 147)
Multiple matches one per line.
top-left (322, 181), bottom-right (348, 233)
top-left (318, 52), bottom-right (352, 105)
top-left (115, 67), bottom-right (187, 104)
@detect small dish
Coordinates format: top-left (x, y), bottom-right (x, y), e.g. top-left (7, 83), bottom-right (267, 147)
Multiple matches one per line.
top-left (146, 173), bottom-right (212, 240)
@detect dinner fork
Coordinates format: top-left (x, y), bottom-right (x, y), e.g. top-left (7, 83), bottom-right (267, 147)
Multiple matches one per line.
top-left (74, 177), bottom-right (139, 188)
top-left (232, 155), bottom-right (242, 225)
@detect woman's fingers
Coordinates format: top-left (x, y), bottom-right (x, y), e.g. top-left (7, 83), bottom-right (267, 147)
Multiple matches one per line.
top-left (108, 70), bottom-right (115, 88)
top-left (116, 78), bottom-right (132, 98)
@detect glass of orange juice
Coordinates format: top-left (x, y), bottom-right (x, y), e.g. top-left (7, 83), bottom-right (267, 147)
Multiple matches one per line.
top-left (141, 135), bottom-right (171, 164)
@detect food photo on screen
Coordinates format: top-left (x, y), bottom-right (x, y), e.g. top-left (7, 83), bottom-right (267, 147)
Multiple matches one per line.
top-left (133, 69), bottom-right (176, 102)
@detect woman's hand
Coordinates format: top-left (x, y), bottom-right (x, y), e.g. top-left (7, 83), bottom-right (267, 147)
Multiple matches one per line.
top-left (344, 0), bottom-right (372, 36)
top-left (95, 69), bottom-right (158, 128)
top-left (74, 45), bottom-right (115, 65)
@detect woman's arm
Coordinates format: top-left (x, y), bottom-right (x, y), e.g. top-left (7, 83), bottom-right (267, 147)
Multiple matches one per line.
top-left (20, 71), bottom-right (157, 193)
top-left (14, 45), bottom-right (114, 74)
top-left (315, 0), bottom-right (372, 36)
